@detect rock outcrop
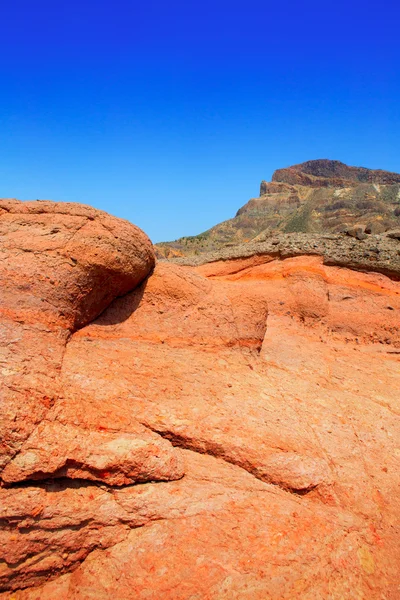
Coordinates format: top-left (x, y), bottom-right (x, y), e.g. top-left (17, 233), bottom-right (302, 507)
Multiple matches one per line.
top-left (1, 200), bottom-right (400, 599)
top-left (0, 199), bottom-right (156, 476)
top-left (170, 230), bottom-right (400, 280)
top-left (156, 159), bottom-right (400, 257)
top-left (271, 159), bottom-right (400, 188)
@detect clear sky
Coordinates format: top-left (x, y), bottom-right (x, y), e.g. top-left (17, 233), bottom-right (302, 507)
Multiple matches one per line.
top-left (1, 1), bottom-right (399, 242)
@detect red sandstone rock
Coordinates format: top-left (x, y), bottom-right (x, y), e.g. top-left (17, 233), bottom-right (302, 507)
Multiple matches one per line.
top-left (196, 254), bottom-right (400, 346)
top-left (90, 262), bottom-right (269, 350)
top-left (1, 420), bottom-right (183, 486)
top-left (0, 199), bottom-right (155, 472)
top-left (1, 202), bottom-right (400, 599)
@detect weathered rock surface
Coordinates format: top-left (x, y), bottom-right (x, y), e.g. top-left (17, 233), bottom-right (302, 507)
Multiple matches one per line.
top-left (169, 231), bottom-right (400, 281)
top-left (1, 421), bottom-right (183, 486)
top-left (3, 451), bottom-right (385, 599)
top-left (0, 199), bottom-right (155, 472)
top-left (1, 200), bottom-right (400, 599)
top-left (156, 159), bottom-right (400, 257)
top-left (90, 262), bottom-right (269, 350)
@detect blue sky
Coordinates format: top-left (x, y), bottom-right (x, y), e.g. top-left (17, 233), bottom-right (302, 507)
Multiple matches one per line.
top-left (1, 1), bottom-right (399, 242)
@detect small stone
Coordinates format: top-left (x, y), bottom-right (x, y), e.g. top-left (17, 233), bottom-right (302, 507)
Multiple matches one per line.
top-left (387, 230), bottom-right (400, 240)
top-left (346, 225), bottom-right (367, 240)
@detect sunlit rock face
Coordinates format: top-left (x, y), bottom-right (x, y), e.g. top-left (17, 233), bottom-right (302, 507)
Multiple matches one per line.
top-left (1, 200), bottom-right (400, 599)
top-left (0, 199), bottom-right (155, 478)
top-left (271, 158), bottom-right (400, 187)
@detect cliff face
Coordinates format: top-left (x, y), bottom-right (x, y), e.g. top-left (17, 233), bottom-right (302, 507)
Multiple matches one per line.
top-left (156, 159), bottom-right (400, 257)
top-left (1, 199), bottom-right (400, 599)
top-left (271, 158), bottom-right (400, 187)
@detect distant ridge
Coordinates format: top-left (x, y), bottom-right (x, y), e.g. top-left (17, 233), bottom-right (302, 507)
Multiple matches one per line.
top-left (156, 159), bottom-right (400, 257)
top-left (271, 159), bottom-right (400, 188)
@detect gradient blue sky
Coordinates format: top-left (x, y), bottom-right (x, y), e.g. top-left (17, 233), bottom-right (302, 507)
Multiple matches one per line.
top-left (1, 1), bottom-right (399, 242)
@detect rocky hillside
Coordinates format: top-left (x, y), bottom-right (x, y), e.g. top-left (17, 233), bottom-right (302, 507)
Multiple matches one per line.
top-left (156, 159), bottom-right (400, 257)
top-left (1, 198), bottom-right (400, 598)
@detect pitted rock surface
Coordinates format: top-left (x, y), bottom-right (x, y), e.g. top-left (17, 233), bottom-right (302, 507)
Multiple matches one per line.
top-left (167, 231), bottom-right (400, 280)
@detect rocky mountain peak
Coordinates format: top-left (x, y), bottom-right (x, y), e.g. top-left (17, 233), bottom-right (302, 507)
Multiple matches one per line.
top-left (271, 159), bottom-right (400, 188)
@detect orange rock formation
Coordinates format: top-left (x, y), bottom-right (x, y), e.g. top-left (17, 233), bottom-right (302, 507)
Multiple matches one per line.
top-left (1, 200), bottom-right (399, 599)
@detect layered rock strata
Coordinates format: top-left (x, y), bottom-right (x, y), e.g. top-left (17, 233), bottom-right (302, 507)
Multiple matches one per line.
top-left (169, 231), bottom-right (400, 280)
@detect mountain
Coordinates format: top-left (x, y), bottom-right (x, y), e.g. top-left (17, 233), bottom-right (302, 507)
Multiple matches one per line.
top-left (156, 159), bottom-right (400, 257)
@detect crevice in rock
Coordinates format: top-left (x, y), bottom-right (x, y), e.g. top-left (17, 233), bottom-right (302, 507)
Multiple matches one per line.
top-left (139, 423), bottom-right (320, 498)
top-left (0, 549), bottom-right (52, 571)
top-left (1, 473), bottom-right (179, 492)
top-left (1, 518), bottom-right (93, 537)
top-left (90, 270), bottom-right (151, 327)
top-left (290, 484), bottom-right (319, 496)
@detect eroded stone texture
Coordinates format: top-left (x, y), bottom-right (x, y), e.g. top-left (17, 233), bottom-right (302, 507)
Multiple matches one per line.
top-left (1, 421), bottom-right (183, 486)
top-left (1, 202), bottom-right (400, 599)
top-left (88, 262), bottom-right (269, 350)
top-left (1, 451), bottom-right (394, 600)
top-left (195, 254), bottom-right (400, 345)
top-left (0, 199), bottom-right (155, 471)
